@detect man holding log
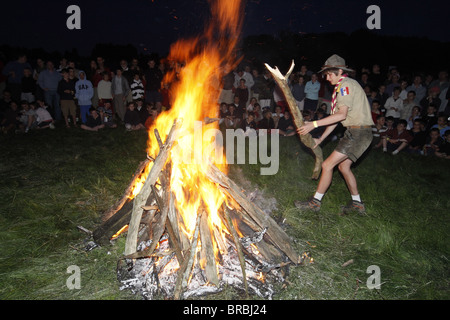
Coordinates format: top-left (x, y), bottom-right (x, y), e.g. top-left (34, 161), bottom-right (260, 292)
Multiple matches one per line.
top-left (295, 54), bottom-right (374, 215)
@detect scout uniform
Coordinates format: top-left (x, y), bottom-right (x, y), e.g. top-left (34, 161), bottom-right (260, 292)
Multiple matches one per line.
top-left (295, 54), bottom-right (373, 215)
top-left (333, 75), bottom-right (374, 162)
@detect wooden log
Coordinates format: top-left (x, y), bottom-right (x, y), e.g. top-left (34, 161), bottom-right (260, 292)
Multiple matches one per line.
top-left (174, 212), bottom-right (202, 300)
top-left (123, 187), bottom-right (170, 260)
top-left (93, 200), bottom-right (134, 245)
top-left (223, 204), bottom-right (248, 295)
top-left (151, 185), bottom-right (185, 267)
top-left (205, 162), bottom-right (299, 264)
top-left (199, 212), bottom-right (220, 286)
top-left (124, 119), bottom-right (180, 256)
top-left (227, 207), bottom-right (284, 262)
top-left (265, 61), bottom-right (323, 180)
top-left (101, 159), bottom-right (151, 221)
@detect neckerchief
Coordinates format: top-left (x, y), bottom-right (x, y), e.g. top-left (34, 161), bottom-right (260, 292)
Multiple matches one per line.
top-left (331, 75), bottom-right (348, 114)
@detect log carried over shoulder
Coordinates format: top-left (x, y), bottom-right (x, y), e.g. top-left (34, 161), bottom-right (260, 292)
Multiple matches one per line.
top-left (265, 60), bottom-right (323, 180)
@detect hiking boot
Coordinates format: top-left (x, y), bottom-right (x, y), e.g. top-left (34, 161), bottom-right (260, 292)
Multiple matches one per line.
top-left (294, 197), bottom-right (321, 212)
top-left (341, 200), bottom-right (366, 216)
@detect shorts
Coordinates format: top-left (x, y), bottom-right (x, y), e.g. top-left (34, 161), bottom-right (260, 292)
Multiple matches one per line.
top-left (61, 100), bottom-right (77, 117)
top-left (335, 127), bottom-right (373, 162)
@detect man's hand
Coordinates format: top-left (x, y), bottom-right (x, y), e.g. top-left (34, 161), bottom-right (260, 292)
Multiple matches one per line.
top-left (297, 121), bottom-right (315, 135)
top-left (312, 138), bottom-right (322, 149)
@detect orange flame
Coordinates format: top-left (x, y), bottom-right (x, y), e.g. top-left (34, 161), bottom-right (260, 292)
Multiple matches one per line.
top-left (128, 0), bottom-right (245, 273)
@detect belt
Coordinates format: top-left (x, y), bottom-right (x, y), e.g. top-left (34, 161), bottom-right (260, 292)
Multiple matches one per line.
top-left (346, 125), bottom-right (372, 129)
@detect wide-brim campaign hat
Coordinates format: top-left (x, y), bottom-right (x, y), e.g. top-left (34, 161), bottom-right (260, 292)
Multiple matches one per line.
top-left (318, 54), bottom-right (355, 73)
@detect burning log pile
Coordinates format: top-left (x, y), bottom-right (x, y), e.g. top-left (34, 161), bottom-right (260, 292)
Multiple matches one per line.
top-left (91, 119), bottom-right (301, 300)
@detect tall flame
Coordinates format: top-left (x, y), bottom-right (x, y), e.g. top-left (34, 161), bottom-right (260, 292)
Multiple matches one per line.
top-left (140, 0), bottom-right (245, 260)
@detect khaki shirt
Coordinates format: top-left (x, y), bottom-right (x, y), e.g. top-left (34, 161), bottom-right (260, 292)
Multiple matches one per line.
top-left (336, 77), bottom-right (374, 127)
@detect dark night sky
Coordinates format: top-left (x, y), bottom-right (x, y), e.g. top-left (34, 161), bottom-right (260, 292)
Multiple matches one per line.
top-left (1, 0), bottom-right (448, 56)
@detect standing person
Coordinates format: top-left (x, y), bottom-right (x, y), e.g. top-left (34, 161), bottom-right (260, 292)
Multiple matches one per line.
top-left (75, 70), bottom-right (94, 124)
top-left (2, 54), bottom-right (32, 102)
top-left (57, 69), bottom-right (77, 128)
top-left (291, 74), bottom-right (306, 111)
top-left (303, 73), bottom-right (321, 113)
top-left (295, 54), bottom-right (374, 215)
top-left (111, 69), bottom-right (130, 122)
top-left (144, 59), bottom-right (163, 112)
top-left (37, 61), bottom-right (62, 121)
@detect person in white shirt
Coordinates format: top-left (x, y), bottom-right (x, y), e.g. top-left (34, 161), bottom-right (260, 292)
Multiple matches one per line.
top-left (384, 87), bottom-right (403, 121)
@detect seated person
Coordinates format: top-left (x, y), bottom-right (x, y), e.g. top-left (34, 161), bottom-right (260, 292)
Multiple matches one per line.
top-left (97, 100), bottom-right (117, 128)
top-left (225, 104), bottom-right (242, 129)
top-left (371, 100), bottom-right (382, 124)
top-left (385, 116), bottom-right (395, 131)
top-left (19, 100), bottom-right (37, 133)
top-left (277, 111), bottom-right (296, 136)
top-left (258, 109), bottom-right (275, 131)
top-left (382, 119), bottom-right (413, 155)
top-left (422, 128), bottom-right (444, 156)
top-left (135, 98), bottom-right (148, 125)
top-left (431, 114), bottom-right (450, 138)
top-left (81, 107), bottom-right (105, 131)
top-left (240, 111), bottom-right (257, 133)
top-left (124, 101), bottom-right (145, 131)
top-left (310, 110), bottom-right (327, 139)
top-left (32, 101), bottom-right (55, 129)
top-left (422, 104), bottom-right (438, 132)
top-left (435, 130), bottom-right (450, 159)
top-left (407, 119), bottom-right (427, 154)
top-left (272, 105), bottom-right (284, 129)
top-left (1, 101), bottom-right (20, 134)
top-left (145, 106), bottom-right (159, 130)
top-left (372, 115), bottom-right (387, 148)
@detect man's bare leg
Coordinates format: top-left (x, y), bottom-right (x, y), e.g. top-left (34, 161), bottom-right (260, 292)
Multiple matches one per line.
top-left (316, 151), bottom-right (349, 194)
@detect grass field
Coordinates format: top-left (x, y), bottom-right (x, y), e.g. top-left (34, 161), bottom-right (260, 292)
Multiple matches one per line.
top-left (0, 126), bottom-right (448, 300)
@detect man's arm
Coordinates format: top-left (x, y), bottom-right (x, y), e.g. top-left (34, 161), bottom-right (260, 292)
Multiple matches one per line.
top-left (298, 105), bottom-right (348, 136)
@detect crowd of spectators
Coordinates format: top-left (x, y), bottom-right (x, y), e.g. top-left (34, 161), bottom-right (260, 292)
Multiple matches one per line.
top-left (1, 52), bottom-right (449, 159)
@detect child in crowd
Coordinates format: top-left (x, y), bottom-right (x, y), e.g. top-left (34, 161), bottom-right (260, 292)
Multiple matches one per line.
top-left (144, 105), bottom-right (159, 130)
top-left (1, 101), bottom-right (20, 134)
top-left (160, 82), bottom-right (172, 111)
top-left (384, 87), bottom-right (403, 124)
top-left (97, 71), bottom-right (113, 107)
top-left (124, 101), bottom-right (145, 131)
top-left (135, 98), bottom-right (148, 125)
top-left (278, 111), bottom-right (296, 137)
top-left (422, 128), bottom-right (444, 156)
top-left (435, 130), bottom-right (450, 159)
top-left (423, 104), bottom-right (438, 131)
top-left (57, 69), bottom-right (77, 128)
top-left (382, 119), bottom-right (413, 155)
top-left (272, 105), bottom-right (284, 129)
top-left (258, 109), bottom-right (275, 131)
top-left (372, 115), bottom-right (387, 148)
top-left (21, 67), bottom-right (36, 103)
top-left (131, 72), bottom-right (145, 101)
top-left (385, 116), bottom-right (395, 132)
top-left (431, 114), bottom-right (450, 137)
top-left (225, 104), bottom-right (242, 130)
top-left (235, 79), bottom-right (249, 110)
top-left (19, 100), bottom-right (36, 132)
top-left (75, 70), bottom-right (94, 124)
top-left (406, 106), bottom-right (421, 130)
top-left (97, 100), bottom-right (117, 128)
top-left (371, 100), bottom-right (382, 124)
top-left (407, 119), bottom-right (427, 154)
top-left (32, 101), bottom-right (55, 129)
top-left (246, 97), bottom-right (258, 113)
top-left (80, 108), bottom-right (105, 131)
top-left (240, 111), bottom-right (257, 133)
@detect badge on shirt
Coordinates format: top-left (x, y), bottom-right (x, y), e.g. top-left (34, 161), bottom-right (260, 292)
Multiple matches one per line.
top-left (340, 87), bottom-right (350, 96)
